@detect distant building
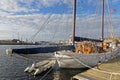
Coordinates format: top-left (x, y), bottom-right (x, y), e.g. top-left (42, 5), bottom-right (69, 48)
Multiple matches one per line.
top-left (12, 39), bottom-right (21, 43)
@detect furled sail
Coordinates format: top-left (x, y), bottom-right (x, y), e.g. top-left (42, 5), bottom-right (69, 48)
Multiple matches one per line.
top-left (74, 36), bottom-right (103, 42)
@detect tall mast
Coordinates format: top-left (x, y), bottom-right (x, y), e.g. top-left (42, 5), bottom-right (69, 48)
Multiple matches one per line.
top-left (72, 0), bottom-right (76, 44)
top-left (102, 0), bottom-right (104, 45)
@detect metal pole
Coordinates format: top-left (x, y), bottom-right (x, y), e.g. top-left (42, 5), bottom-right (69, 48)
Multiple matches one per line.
top-left (72, 0), bottom-right (76, 44)
top-left (102, 0), bottom-right (104, 47)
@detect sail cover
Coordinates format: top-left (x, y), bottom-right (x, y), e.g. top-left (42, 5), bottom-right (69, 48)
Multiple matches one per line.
top-left (75, 36), bottom-right (103, 42)
top-left (12, 45), bottom-right (75, 54)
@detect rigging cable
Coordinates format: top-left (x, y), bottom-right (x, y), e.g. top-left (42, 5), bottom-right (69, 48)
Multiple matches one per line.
top-left (30, 14), bottom-right (53, 41)
top-left (77, 0), bottom-right (84, 38)
top-left (70, 54), bottom-right (120, 80)
top-left (94, 0), bottom-right (101, 39)
top-left (50, 3), bottom-right (67, 41)
top-left (106, 0), bottom-right (114, 38)
top-left (64, 16), bottom-right (69, 41)
top-left (30, 1), bottom-right (65, 42)
top-left (50, 14), bottom-right (63, 41)
top-left (40, 52), bottom-right (65, 80)
top-left (56, 51), bottom-right (120, 80)
top-left (40, 66), bottom-right (53, 80)
top-left (86, 1), bottom-right (91, 39)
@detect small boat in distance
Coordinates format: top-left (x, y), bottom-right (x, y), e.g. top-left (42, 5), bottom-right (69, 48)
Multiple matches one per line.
top-left (6, 0), bottom-right (120, 69)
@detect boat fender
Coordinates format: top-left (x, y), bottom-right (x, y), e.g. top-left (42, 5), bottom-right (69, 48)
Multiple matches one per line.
top-left (6, 48), bottom-right (13, 56)
top-left (24, 66), bottom-right (30, 72)
top-left (103, 43), bottom-right (108, 49)
top-left (34, 68), bottom-right (40, 76)
top-left (82, 43), bottom-right (92, 54)
top-left (75, 44), bottom-right (81, 53)
top-left (28, 63), bottom-right (36, 73)
top-left (76, 42), bottom-right (92, 54)
top-left (87, 46), bottom-right (92, 54)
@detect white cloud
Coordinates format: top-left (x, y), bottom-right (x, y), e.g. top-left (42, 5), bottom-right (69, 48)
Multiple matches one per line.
top-left (0, 0), bottom-right (29, 12)
top-left (0, 0), bottom-right (119, 14)
top-left (0, 0), bottom-right (119, 41)
top-left (0, 13), bottom-right (119, 41)
top-left (0, 0), bottom-right (73, 15)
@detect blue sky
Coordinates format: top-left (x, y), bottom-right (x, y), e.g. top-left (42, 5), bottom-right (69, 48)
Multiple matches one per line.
top-left (0, 0), bottom-right (120, 41)
top-left (12, 0), bottom-right (120, 15)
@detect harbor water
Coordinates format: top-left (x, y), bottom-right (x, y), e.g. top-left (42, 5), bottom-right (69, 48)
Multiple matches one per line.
top-left (0, 45), bottom-right (86, 80)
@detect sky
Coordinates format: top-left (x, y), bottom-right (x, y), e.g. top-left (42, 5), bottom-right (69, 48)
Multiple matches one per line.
top-left (0, 0), bottom-right (120, 42)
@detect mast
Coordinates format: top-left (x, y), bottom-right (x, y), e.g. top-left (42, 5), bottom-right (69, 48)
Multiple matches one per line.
top-left (72, 0), bottom-right (76, 44)
top-left (102, 0), bottom-right (104, 46)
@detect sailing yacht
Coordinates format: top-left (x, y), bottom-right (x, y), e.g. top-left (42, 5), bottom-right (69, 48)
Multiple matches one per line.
top-left (6, 0), bottom-right (120, 69)
top-left (54, 0), bottom-right (120, 68)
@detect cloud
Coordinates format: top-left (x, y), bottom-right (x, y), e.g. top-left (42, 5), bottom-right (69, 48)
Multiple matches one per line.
top-left (0, 0), bottom-right (119, 41)
top-left (0, 13), bottom-right (119, 41)
top-left (0, 0), bottom-right (119, 14)
top-left (0, 0), bottom-right (29, 13)
top-left (0, 0), bottom-right (73, 15)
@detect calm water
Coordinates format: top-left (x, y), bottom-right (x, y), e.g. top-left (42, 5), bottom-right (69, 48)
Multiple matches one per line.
top-left (0, 45), bottom-right (85, 80)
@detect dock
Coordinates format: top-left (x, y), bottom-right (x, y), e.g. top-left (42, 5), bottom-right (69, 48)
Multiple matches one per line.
top-left (72, 55), bottom-right (120, 80)
top-left (24, 60), bottom-right (55, 76)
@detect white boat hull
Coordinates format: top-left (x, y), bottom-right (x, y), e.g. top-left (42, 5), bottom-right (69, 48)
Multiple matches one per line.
top-left (7, 48), bottom-right (120, 69)
top-left (55, 48), bottom-right (120, 68)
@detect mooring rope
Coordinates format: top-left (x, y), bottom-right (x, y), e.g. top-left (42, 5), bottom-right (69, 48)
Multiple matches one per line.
top-left (70, 54), bottom-right (120, 80)
top-left (40, 66), bottom-right (53, 80)
top-left (9, 53), bottom-right (34, 64)
top-left (40, 52), bottom-right (64, 80)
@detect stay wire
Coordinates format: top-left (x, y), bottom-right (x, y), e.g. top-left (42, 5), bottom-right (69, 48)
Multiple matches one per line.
top-left (94, 0), bottom-right (100, 38)
top-left (50, 14), bottom-right (63, 41)
top-left (30, 14), bottom-right (53, 41)
top-left (40, 52), bottom-right (65, 80)
top-left (30, 1), bottom-right (64, 42)
top-left (106, 0), bottom-right (114, 38)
